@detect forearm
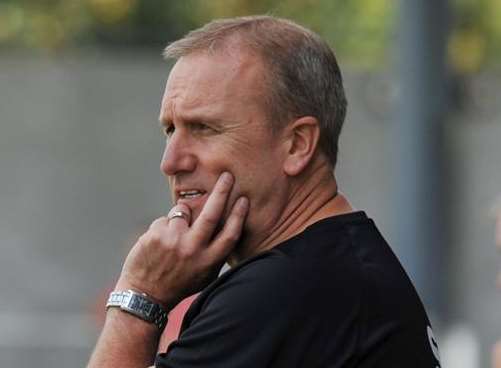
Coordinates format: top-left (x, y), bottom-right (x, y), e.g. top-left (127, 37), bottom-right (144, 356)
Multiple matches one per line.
top-left (87, 173), bottom-right (247, 367)
top-left (87, 308), bottom-right (160, 368)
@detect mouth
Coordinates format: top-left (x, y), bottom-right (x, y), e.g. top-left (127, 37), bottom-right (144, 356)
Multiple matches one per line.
top-left (176, 189), bottom-right (207, 202)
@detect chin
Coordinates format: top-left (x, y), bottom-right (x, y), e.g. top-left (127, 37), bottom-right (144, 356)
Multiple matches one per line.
top-left (190, 208), bottom-right (203, 225)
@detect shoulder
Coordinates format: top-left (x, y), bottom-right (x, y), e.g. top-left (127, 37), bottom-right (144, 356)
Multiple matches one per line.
top-left (196, 250), bottom-right (298, 319)
top-left (189, 227), bottom-right (367, 329)
top-left (155, 252), bottom-right (299, 366)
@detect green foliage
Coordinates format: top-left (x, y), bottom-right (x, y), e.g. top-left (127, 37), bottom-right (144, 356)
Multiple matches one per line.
top-left (0, 0), bottom-right (499, 70)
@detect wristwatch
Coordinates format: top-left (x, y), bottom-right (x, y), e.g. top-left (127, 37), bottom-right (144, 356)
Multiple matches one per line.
top-left (106, 290), bottom-right (168, 331)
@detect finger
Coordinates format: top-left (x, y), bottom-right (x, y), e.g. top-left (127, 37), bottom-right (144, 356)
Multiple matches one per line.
top-left (167, 203), bottom-right (192, 232)
top-left (149, 216), bottom-right (169, 230)
top-left (191, 172), bottom-right (234, 243)
top-left (207, 196), bottom-right (249, 261)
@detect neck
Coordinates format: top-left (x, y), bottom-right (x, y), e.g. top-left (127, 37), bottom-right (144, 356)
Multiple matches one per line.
top-left (228, 162), bottom-right (354, 266)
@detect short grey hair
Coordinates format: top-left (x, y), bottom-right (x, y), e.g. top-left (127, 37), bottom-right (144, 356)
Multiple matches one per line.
top-left (163, 15), bottom-right (347, 168)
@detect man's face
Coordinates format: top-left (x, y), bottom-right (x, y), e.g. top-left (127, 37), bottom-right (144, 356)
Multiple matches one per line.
top-left (159, 48), bottom-right (289, 239)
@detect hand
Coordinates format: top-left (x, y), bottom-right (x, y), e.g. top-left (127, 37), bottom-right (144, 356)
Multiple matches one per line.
top-left (115, 172), bottom-right (249, 309)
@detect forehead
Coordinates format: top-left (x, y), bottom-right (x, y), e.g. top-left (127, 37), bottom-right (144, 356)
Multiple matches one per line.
top-left (160, 47), bottom-right (267, 121)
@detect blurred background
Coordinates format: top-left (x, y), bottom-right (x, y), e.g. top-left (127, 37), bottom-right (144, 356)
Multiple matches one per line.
top-left (0, 0), bottom-right (500, 367)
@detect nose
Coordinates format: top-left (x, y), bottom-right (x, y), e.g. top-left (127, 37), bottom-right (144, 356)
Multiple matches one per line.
top-left (160, 131), bottom-right (197, 176)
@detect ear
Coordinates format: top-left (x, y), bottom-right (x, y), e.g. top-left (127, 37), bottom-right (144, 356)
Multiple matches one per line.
top-left (283, 116), bottom-right (320, 176)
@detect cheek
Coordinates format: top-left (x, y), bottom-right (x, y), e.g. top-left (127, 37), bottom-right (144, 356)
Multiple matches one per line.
top-left (202, 147), bottom-right (253, 190)
top-left (201, 138), bottom-right (283, 205)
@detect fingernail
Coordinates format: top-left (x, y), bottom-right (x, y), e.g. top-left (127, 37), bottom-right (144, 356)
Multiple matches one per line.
top-left (237, 197), bottom-right (249, 211)
top-left (220, 172), bottom-right (233, 185)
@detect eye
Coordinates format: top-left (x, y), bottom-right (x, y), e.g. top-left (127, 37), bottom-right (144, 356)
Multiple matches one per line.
top-left (163, 124), bottom-right (175, 137)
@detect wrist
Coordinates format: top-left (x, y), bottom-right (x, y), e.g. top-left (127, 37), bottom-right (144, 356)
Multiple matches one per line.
top-left (114, 277), bottom-right (176, 309)
top-left (105, 307), bottom-right (160, 335)
top-left (106, 289), bottom-right (169, 331)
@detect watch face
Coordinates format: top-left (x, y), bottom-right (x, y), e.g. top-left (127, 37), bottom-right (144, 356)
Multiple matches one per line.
top-left (124, 293), bottom-right (156, 321)
top-left (130, 294), bottom-right (155, 316)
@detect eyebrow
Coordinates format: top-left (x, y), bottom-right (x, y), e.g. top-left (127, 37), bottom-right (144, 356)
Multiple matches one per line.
top-left (158, 115), bottom-right (228, 128)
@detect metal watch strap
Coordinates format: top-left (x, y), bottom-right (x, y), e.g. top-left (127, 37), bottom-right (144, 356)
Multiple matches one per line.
top-left (106, 290), bottom-right (168, 331)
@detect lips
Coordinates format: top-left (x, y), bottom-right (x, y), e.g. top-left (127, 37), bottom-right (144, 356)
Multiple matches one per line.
top-left (178, 189), bottom-right (206, 199)
top-left (175, 189), bottom-right (208, 210)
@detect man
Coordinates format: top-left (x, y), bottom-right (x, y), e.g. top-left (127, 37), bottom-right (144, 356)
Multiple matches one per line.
top-left (88, 16), bottom-right (440, 367)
